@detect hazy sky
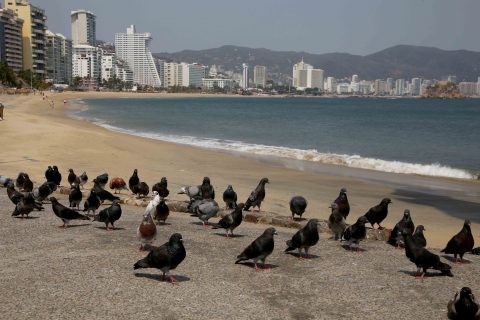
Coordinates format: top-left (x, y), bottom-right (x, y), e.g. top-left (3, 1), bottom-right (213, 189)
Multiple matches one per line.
top-left (32, 0), bottom-right (479, 55)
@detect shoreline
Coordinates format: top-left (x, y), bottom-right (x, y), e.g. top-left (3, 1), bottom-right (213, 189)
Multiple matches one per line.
top-left (1, 91), bottom-right (479, 247)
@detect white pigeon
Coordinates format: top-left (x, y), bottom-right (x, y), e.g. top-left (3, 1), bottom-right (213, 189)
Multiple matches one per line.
top-left (144, 191), bottom-right (160, 216)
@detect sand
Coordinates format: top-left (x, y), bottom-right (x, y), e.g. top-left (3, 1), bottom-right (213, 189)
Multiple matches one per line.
top-left (0, 91), bottom-right (479, 248)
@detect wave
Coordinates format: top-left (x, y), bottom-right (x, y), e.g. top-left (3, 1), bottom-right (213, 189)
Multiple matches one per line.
top-left (82, 119), bottom-right (477, 180)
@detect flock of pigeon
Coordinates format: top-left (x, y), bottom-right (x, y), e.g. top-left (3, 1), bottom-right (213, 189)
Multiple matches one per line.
top-left (1, 167), bottom-right (479, 319)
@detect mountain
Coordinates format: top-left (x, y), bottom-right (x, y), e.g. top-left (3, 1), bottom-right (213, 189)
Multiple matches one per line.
top-left (154, 45), bottom-right (480, 83)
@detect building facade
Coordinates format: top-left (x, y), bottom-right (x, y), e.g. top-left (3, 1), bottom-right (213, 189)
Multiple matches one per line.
top-left (71, 10), bottom-right (95, 46)
top-left (202, 78), bottom-right (233, 90)
top-left (101, 51), bottom-right (115, 82)
top-left (5, 0), bottom-right (46, 78)
top-left (45, 30), bottom-right (72, 84)
top-left (241, 63), bottom-right (248, 89)
top-left (72, 44), bottom-right (102, 87)
top-left (292, 58), bottom-right (312, 87)
top-left (253, 65), bottom-right (266, 88)
top-left (115, 25), bottom-right (161, 87)
top-left (0, 8), bottom-right (23, 71)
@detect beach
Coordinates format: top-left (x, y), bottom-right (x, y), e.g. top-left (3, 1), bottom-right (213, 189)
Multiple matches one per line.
top-left (0, 91), bottom-right (479, 248)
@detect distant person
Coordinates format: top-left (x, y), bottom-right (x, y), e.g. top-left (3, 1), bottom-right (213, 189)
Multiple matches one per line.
top-left (63, 99), bottom-right (67, 104)
top-left (0, 103), bottom-right (4, 120)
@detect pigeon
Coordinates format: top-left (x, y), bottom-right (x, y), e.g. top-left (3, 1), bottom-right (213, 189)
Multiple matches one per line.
top-left (109, 177), bottom-right (128, 194)
top-left (21, 173), bottom-right (33, 192)
top-left (132, 181), bottom-right (149, 198)
top-left (51, 166), bottom-right (62, 185)
top-left (128, 169), bottom-right (139, 191)
top-left (152, 177), bottom-right (169, 199)
top-left (285, 219), bottom-right (321, 259)
top-left (33, 181), bottom-right (57, 202)
top-left (334, 187), bottom-right (350, 219)
top-left (178, 185), bottom-right (201, 201)
top-left (154, 199), bottom-right (169, 224)
top-left (93, 179), bottom-right (120, 203)
top-left (328, 203), bottom-right (347, 240)
top-left (95, 173), bottom-right (109, 189)
top-left (75, 171), bottom-right (88, 189)
top-left (93, 200), bottom-right (122, 230)
top-left (387, 209), bottom-right (415, 248)
top-left (364, 198), bottom-right (392, 229)
top-left (447, 287), bottom-right (480, 320)
top-left (222, 185), bottom-right (237, 209)
top-left (137, 211), bottom-right (157, 251)
top-left (290, 196), bottom-right (307, 220)
top-left (145, 191), bottom-right (161, 216)
top-left (200, 177), bottom-right (215, 200)
top-left (403, 229), bottom-right (453, 279)
top-left (83, 189), bottom-right (101, 216)
top-left (441, 220), bottom-right (475, 263)
top-left (69, 184), bottom-right (83, 209)
top-left (343, 216), bottom-right (369, 251)
top-left (7, 183), bottom-right (44, 211)
top-left (0, 175), bottom-right (13, 187)
top-left (15, 172), bottom-right (27, 189)
top-left (134, 233), bottom-right (186, 283)
top-left (411, 225), bottom-right (427, 248)
top-left (50, 197), bottom-right (90, 228)
top-left (45, 166), bottom-right (54, 183)
top-left (472, 247), bottom-right (480, 255)
top-left (213, 203), bottom-right (244, 236)
top-left (243, 177), bottom-right (269, 212)
top-left (67, 169), bottom-right (77, 186)
top-left (235, 227), bottom-right (277, 270)
top-left (11, 194), bottom-right (36, 218)
top-left (194, 199), bottom-right (220, 228)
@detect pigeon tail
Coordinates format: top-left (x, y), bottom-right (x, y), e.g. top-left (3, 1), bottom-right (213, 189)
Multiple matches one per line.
top-left (285, 240), bottom-right (295, 252)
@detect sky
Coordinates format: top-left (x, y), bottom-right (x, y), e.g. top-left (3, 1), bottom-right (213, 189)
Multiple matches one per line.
top-left (31, 0), bottom-right (479, 55)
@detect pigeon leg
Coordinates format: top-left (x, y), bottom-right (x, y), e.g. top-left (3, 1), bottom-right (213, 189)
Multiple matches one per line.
top-left (225, 229), bottom-right (230, 238)
top-left (298, 248), bottom-right (304, 260)
top-left (305, 247), bottom-right (311, 259)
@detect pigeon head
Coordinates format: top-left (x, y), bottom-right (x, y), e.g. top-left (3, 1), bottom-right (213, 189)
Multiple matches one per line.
top-left (381, 198), bottom-right (392, 205)
top-left (236, 203), bottom-right (245, 210)
top-left (340, 187), bottom-right (347, 193)
top-left (169, 233), bottom-right (183, 244)
top-left (48, 166), bottom-right (52, 170)
top-left (161, 177), bottom-right (167, 184)
top-left (202, 177), bottom-right (210, 184)
top-left (68, 169), bottom-right (73, 173)
top-left (357, 216), bottom-right (369, 225)
top-left (464, 219), bottom-right (471, 227)
top-left (415, 225), bottom-right (425, 232)
top-left (264, 227), bottom-right (277, 236)
top-left (112, 199), bottom-right (121, 205)
top-left (307, 219), bottom-right (321, 229)
top-left (152, 191), bottom-right (159, 197)
top-left (49, 197), bottom-right (58, 203)
top-left (260, 177), bottom-right (269, 185)
top-left (403, 209), bottom-right (411, 220)
top-left (133, 169), bottom-right (138, 174)
top-left (227, 185), bottom-right (233, 190)
top-left (178, 186), bottom-right (187, 194)
top-left (459, 287), bottom-right (475, 300)
top-left (53, 166), bottom-right (58, 171)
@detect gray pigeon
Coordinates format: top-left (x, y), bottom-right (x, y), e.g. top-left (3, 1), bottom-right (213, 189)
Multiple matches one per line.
top-left (447, 287), bottom-right (480, 319)
top-left (328, 203), bottom-right (347, 240)
top-left (194, 199), bottom-right (219, 227)
top-left (289, 196), bottom-right (307, 219)
top-left (222, 185), bottom-right (237, 209)
top-left (0, 175), bottom-right (13, 187)
top-left (93, 199), bottom-right (122, 230)
top-left (11, 194), bottom-right (36, 218)
top-left (50, 197), bottom-right (90, 228)
top-left (214, 203), bottom-right (245, 237)
top-left (178, 185), bottom-right (201, 201)
top-left (243, 177), bottom-right (269, 211)
top-left (235, 227), bottom-right (277, 270)
top-left (74, 171), bottom-right (88, 189)
top-left (285, 219), bottom-right (321, 259)
top-left (69, 184), bottom-right (83, 209)
top-left (343, 216), bottom-right (369, 251)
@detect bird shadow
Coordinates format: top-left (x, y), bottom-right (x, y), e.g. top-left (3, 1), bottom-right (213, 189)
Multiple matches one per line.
top-left (291, 217), bottom-right (307, 222)
top-left (13, 216), bottom-right (40, 219)
top-left (398, 270), bottom-right (451, 278)
top-left (63, 223), bottom-right (91, 228)
top-left (441, 255), bottom-right (472, 264)
top-left (341, 244), bottom-right (367, 252)
top-left (213, 233), bottom-right (245, 238)
top-left (285, 252), bottom-right (320, 259)
top-left (94, 226), bottom-right (126, 231)
top-left (155, 222), bottom-right (171, 226)
top-left (235, 261), bottom-right (279, 270)
top-left (134, 272), bottom-right (190, 283)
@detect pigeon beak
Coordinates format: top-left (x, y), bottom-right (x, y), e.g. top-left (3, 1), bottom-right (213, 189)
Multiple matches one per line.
top-left (274, 231), bottom-right (278, 235)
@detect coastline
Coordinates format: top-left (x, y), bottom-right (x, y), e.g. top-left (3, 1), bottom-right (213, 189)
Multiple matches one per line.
top-left (1, 91), bottom-right (479, 247)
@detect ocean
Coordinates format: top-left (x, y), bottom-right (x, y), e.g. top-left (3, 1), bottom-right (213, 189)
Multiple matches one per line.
top-left (70, 96), bottom-right (480, 180)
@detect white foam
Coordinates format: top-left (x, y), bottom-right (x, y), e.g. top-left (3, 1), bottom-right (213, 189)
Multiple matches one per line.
top-left (86, 120), bottom-right (476, 180)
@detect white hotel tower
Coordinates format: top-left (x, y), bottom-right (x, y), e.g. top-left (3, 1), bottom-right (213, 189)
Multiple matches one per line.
top-left (114, 25), bottom-right (161, 87)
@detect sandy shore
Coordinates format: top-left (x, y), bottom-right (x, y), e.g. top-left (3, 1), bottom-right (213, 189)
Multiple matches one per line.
top-left (0, 91), bottom-right (479, 247)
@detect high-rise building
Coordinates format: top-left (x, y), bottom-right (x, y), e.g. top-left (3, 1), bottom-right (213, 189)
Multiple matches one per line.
top-left (71, 10), bottom-right (96, 46)
top-left (386, 78), bottom-right (394, 94)
top-left (115, 25), bottom-right (161, 87)
top-left (160, 61), bottom-right (179, 88)
top-left (45, 30), bottom-right (72, 84)
top-left (411, 78), bottom-right (421, 96)
top-left (374, 79), bottom-right (387, 95)
top-left (326, 77), bottom-right (337, 93)
top-left (395, 79), bottom-right (405, 96)
top-left (0, 8), bottom-right (23, 72)
top-left (115, 58), bottom-right (133, 84)
top-left (188, 63), bottom-right (206, 87)
top-left (241, 63), bottom-right (248, 89)
top-left (72, 44), bottom-right (102, 88)
top-left (101, 51), bottom-right (116, 82)
top-left (458, 82), bottom-right (478, 96)
top-left (292, 58), bottom-right (313, 87)
top-left (5, 0), bottom-right (46, 78)
top-left (253, 65), bottom-right (266, 88)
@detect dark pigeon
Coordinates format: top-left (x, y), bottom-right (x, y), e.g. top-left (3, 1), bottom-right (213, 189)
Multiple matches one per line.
top-left (83, 189), bottom-right (101, 216)
top-left (364, 198), bottom-right (392, 229)
top-left (328, 203), bottom-right (347, 240)
top-left (7, 182), bottom-right (25, 205)
top-left (15, 172), bottom-right (27, 189)
top-left (67, 169), bottom-right (76, 186)
top-left (33, 181), bottom-right (57, 202)
top-left (343, 216), bottom-right (369, 251)
top-left (11, 194), bottom-right (36, 218)
top-left (75, 171), bottom-right (88, 189)
top-left (50, 197), bottom-right (90, 228)
top-left (290, 196), bottom-right (307, 220)
top-left (334, 187), bottom-right (350, 219)
top-left (93, 199), bottom-right (122, 230)
top-left (403, 229), bottom-right (453, 279)
top-left (222, 185), bottom-right (237, 209)
top-left (154, 199), bottom-right (170, 224)
top-left (95, 173), bottom-right (109, 189)
top-left (285, 219), bottom-right (321, 259)
top-left (69, 184), bottom-right (83, 210)
top-left (193, 199), bottom-right (220, 228)
top-left (93, 179), bottom-right (120, 203)
top-left (412, 225), bottom-right (427, 248)
top-left (51, 166), bottom-right (62, 186)
top-left (244, 177), bottom-right (269, 212)
top-left (447, 287), bottom-right (480, 320)
top-left (387, 209), bottom-right (415, 248)
top-left (441, 220), bottom-right (475, 263)
top-left (214, 203), bottom-right (244, 236)
top-left (45, 166), bottom-right (54, 183)
top-left (152, 177), bottom-right (169, 199)
top-left (200, 177), bottom-right (215, 200)
top-left (128, 169), bottom-right (139, 191)
top-left (21, 174), bottom-right (33, 192)
top-left (235, 227), bottom-right (277, 270)
top-left (132, 181), bottom-right (149, 198)
top-left (134, 233), bottom-right (186, 283)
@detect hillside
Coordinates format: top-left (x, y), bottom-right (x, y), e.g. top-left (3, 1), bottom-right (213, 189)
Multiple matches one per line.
top-left (154, 45), bottom-right (480, 83)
